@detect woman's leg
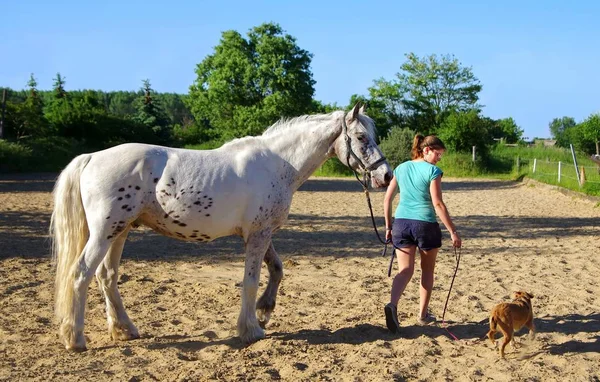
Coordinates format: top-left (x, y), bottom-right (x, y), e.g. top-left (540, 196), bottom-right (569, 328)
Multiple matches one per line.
top-left (418, 248), bottom-right (439, 319)
top-left (390, 246), bottom-right (416, 305)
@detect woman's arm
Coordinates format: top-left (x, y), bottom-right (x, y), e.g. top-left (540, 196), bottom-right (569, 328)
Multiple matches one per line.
top-left (430, 176), bottom-right (461, 248)
top-left (383, 175), bottom-right (399, 241)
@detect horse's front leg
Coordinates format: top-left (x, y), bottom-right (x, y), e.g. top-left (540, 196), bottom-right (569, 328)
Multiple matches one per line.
top-left (256, 242), bottom-right (283, 328)
top-left (238, 229), bottom-right (271, 344)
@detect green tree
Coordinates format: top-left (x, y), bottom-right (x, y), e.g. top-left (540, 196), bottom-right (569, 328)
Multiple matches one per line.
top-left (370, 53), bottom-right (482, 135)
top-left (578, 113), bottom-right (600, 154)
top-left (20, 74), bottom-right (49, 138)
top-left (367, 77), bottom-right (409, 134)
top-left (45, 73), bottom-right (72, 137)
top-left (188, 22), bottom-right (315, 141)
top-left (311, 100), bottom-right (338, 114)
top-left (3, 75), bottom-right (49, 139)
top-left (437, 110), bottom-right (493, 154)
top-left (134, 79), bottom-right (172, 144)
top-left (160, 93), bottom-right (193, 126)
top-left (491, 117), bottom-right (524, 144)
top-left (548, 116), bottom-right (576, 147)
top-left (107, 91), bottom-right (139, 116)
top-left (53, 73), bottom-right (67, 99)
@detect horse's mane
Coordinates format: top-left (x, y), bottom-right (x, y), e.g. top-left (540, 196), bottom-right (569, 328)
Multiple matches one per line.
top-left (261, 111), bottom-right (342, 137)
top-left (262, 110), bottom-right (376, 137)
top-left (220, 110), bottom-right (376, 149)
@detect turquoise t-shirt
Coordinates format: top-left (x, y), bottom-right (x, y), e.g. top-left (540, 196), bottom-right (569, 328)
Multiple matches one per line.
top-left (394, 160), bottom-right (443, 223)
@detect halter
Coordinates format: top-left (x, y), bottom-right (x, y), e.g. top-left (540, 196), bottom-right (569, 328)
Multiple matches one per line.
top-left (341, 116), bottom-right (388, 173)
top-left (341, 116), bottom-right (389, 246)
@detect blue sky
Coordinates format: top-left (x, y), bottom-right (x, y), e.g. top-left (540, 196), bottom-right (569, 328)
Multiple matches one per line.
top-left (2, 0), bottom-right (599, 139)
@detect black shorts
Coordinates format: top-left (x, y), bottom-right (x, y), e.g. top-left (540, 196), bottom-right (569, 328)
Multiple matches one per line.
top-left (392, 218), bottom-right (442, 250)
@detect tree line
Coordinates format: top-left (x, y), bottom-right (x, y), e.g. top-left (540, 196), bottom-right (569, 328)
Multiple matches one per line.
top-left (1, 22), bottom-right (598, 172)
top-left (549, 116), bottom-right (600, 154)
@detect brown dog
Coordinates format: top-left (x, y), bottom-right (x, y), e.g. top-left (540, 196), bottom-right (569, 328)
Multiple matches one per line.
top-left (486, 291), bottom-right (535, 358)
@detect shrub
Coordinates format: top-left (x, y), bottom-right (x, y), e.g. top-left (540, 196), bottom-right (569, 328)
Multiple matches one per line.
top-left (0, 140), bottom-right (33, 172)
top-left (379, 127), bottom-right (415, 168)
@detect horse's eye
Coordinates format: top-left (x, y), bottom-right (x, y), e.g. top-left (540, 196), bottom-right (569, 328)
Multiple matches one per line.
top-left (357, 135), bottom-right (366, 142)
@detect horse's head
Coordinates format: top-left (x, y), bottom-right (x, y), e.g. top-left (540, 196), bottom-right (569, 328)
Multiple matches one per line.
top-left (333, 103), bottom-right (392, 189)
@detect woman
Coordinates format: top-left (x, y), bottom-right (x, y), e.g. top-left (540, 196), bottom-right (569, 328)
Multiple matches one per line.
top-left (383, 134), bottom-right (461, 333)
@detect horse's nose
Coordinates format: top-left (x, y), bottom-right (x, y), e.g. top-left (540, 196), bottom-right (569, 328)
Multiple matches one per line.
top-left (384, 171), bottom-right (392, 184)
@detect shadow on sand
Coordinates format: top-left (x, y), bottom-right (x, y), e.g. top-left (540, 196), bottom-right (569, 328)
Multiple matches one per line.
top-left (1, 176), bottom-right (598, 260)
top-left (129, 312), bottom-right (599, 355)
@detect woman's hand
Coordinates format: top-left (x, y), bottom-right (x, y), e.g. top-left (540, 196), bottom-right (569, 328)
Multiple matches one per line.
top-left (385, 228), bottom-right (392, 243)
top-left (451, 231), bottom-right (462, 248)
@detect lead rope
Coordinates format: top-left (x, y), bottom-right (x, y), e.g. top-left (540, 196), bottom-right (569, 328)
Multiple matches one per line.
top-left (441, 246), bottom-right (462, 341)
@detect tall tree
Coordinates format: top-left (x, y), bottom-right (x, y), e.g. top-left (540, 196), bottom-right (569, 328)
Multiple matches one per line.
top-left (548, 116), bottom-right (576, 147)
top-left (45, 73), bottom-right (72, 137)
top-left (367, 77), bottom-right (409, 134)
top-left (19, 74), bottom-right (48, 138)
top-left (188, 22), bottom-right (315, 141)
top-left (53, 73), bottom-right (67, 99)
top-left (134, 79), bottom-right (171, 144)
top-left (369, 53), bottom-right (482, 134)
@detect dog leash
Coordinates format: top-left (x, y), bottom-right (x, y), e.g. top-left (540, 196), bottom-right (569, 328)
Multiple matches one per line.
top-left (441, 246), bottom-right (462, 341)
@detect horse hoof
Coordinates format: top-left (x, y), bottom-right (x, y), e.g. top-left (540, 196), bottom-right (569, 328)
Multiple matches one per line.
top-left (239, 326), bottom-right (265, 345)
top-left (257, 310), bottom-right (271, 329)
top-left (110, 324), bottom-right (140, 341)
top-left (60, 323), bottom-right (87, 351)
top-left (66, 344), bottom-right (88, 352)
top-left (63, 336), bottom-right (87, 351)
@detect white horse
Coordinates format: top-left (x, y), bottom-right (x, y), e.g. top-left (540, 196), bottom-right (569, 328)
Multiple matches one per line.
top-left (51, 104), bottom-right (392, 351)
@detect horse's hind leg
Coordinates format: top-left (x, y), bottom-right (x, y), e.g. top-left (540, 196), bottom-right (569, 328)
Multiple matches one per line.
top-left (60, 233), bottom-right (112, 351)
top-left (238, 229), bottom-right (271, 344)
top-left (95, 227), bottom-right (140, 341)
top-left (256, 242), bottom-right (283, 328)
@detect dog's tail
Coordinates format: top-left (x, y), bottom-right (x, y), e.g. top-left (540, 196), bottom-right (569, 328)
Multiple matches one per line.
top-left (486, 315), bottom-right (498, 344)
top-left (489, 315), bottom-right (498, 332)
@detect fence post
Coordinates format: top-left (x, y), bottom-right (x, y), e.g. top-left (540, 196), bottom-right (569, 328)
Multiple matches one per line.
top-left (570, 144), bottom-right (581, 186)
top-left (558, 161), bottom-right (561, 183)
top-left (472, 146), bottom-right (476, 162)
top-left (516, 156), bottom-right (520, 172)
top-left (533, 158), bottom-right (537, 173)
top-left (580, 166), bottom-right (586, 186)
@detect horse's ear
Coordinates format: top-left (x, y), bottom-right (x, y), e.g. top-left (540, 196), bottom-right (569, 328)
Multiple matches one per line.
top-left (350, 103), bottom-right (361, 121)
top-left (359, 104), bottom-right (366, 114)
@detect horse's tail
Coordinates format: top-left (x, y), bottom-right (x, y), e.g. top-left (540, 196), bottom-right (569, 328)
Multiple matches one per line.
top-left (50, 153), bottom-right (92, 323)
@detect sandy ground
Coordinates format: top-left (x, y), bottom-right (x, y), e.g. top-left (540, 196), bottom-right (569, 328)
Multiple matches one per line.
top-left (0, 174), bottom-right (599, 381)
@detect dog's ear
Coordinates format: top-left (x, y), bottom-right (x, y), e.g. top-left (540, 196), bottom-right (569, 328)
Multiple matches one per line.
top-left (513, 291), bottom-right (522, 298)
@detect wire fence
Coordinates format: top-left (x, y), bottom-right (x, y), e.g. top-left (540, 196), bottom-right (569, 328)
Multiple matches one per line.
top-left (515, 157), bottom-right (600, 191)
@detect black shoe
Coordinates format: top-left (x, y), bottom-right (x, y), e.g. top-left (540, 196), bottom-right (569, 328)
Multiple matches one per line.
top-left (384, 303), bottom-right (401, 334)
